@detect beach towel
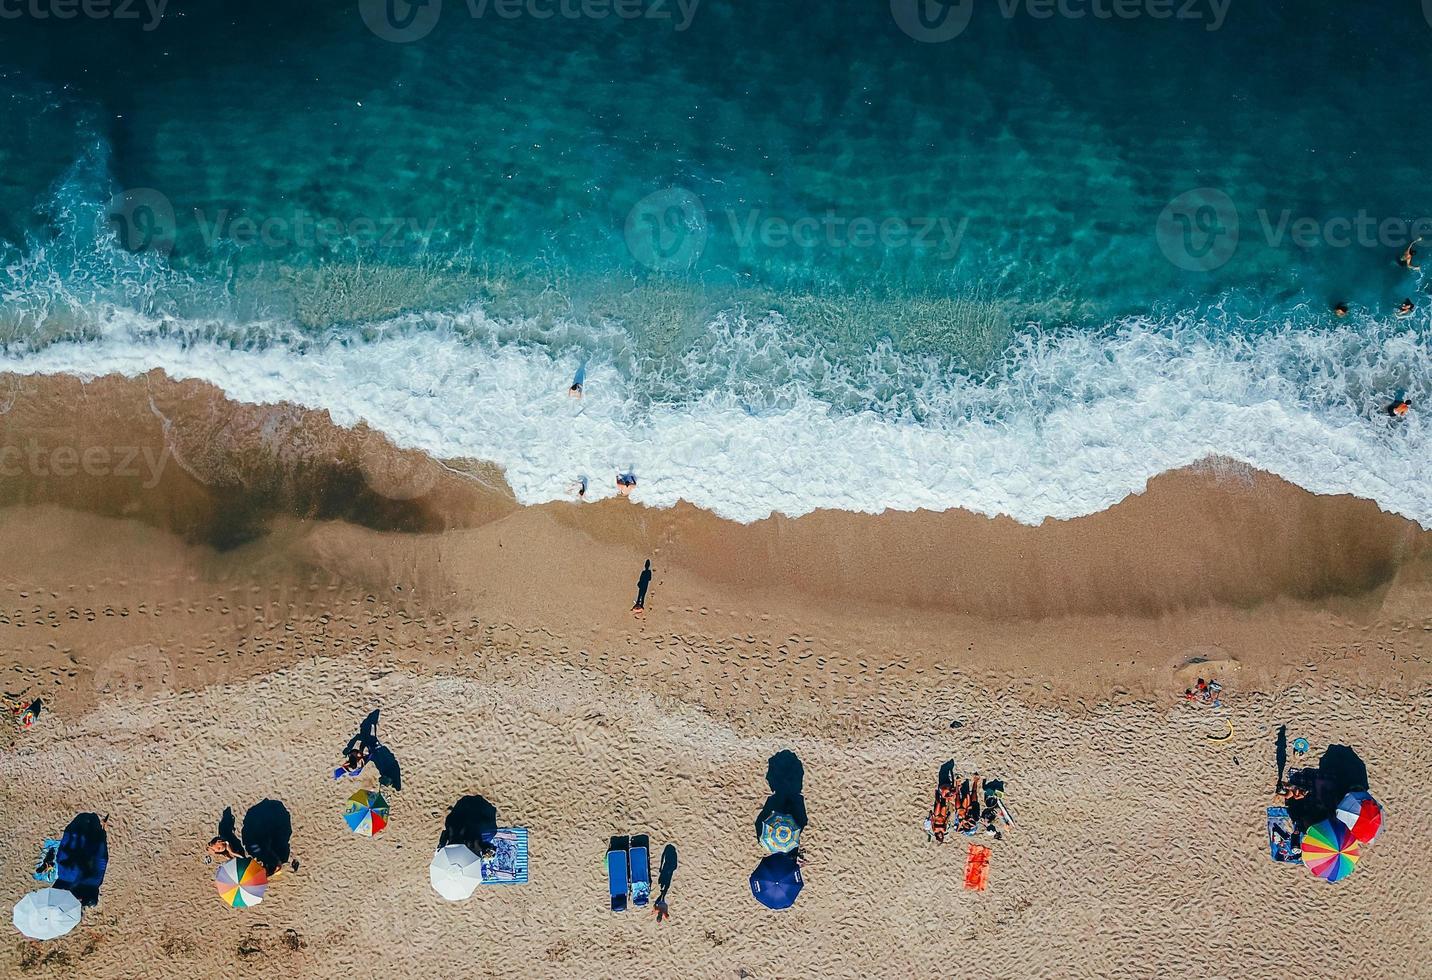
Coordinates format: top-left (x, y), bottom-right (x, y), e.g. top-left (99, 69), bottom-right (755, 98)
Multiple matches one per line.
top-left (964, 844), bottom-right (991, 891)
top-left (1267, 806), bottom-right (1300, 864)
top-left (34, 838), bottom-right (60, 883)
top-left (480, 828), bottom-right (530, 885)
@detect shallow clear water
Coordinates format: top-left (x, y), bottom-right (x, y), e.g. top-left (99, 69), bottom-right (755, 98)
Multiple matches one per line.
top-left (1, 2), bottom-right (1429, 522)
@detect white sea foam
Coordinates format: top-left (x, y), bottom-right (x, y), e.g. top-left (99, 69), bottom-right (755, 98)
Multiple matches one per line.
top-left (2, 303), bottom-right (1428, 527)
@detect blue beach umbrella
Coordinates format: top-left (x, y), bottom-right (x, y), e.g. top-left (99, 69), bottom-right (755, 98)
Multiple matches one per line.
top-left (749, 852), bottom-right (803, 910)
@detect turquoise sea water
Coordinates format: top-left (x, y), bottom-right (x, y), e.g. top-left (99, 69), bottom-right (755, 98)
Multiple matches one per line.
top-left (0, 2), bottom-right (1429, 522)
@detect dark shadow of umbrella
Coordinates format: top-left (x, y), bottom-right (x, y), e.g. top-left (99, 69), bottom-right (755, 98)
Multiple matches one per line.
top-left (242, 799), bottom-right (293, 875)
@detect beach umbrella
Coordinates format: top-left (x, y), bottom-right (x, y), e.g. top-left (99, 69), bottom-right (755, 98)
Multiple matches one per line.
top-left (344, 790), bottom-right (390, 837)
top-left (430, 844), bottom-right (484, 901)
top-left (12, 888), bottom-right (81, 940)
top-left (215, 857), bottom-right (268, 908)
top-left (1302, 819), bottom-right (1360, 883)
top-left (750, 852), bottom-right (804, 910)
top-left (1335, 791), bottom-right (1383, 845)
top-left (759, 813), bottom-right (801, 854)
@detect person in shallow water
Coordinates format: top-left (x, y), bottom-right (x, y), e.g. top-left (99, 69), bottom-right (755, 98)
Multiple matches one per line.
top-left (1398, 299), bottom-right (1415, 317)
top-left (1333, 302), bottom-right (1349, 317)
top-left (1399, 237), bottom-right (1422, 270)
top-left (632, 559), bottom-right (653, 616)
top-left (568, 362), bottom-right (586, 399)
top-left (569, 475), bottom-right (588, 500)
top-left (617, 471), bottom-right (637, 497)
top-left (1386, 398), bottom-right (1412, 418)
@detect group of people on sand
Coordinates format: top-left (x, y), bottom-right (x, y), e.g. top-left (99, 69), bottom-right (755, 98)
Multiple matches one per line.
top-left (926, 770), bottom-right (1008, 843)
top-left (1183, 677), bottom-right (1224, 707)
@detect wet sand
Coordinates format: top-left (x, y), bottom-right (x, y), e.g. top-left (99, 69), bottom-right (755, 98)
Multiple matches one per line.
top-left (0, 372), bottom-right (1428, 978)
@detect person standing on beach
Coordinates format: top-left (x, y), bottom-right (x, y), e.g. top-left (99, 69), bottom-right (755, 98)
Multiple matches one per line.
top-left (632, 560), bottom-right (653, 617)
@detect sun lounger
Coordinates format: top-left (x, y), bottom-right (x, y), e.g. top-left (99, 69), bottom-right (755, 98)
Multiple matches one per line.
top-left (629, 835), bottom-right (651, 907)
top-left (607, 836), bottom-right (629, 912)
top-left (478, 828), bottom-right (529, 885)
top-left (964, 844), bottom-right (991, 891)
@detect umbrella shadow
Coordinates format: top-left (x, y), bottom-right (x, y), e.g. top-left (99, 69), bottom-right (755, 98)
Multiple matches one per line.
top-left (755, 749), bottom-right (808, 840)
top-left (55, 813), bottom-right (108, 908)
top-left (440, 795), bottom-right (498, 853)
top-left (242, 799), bottom-right (293, 875)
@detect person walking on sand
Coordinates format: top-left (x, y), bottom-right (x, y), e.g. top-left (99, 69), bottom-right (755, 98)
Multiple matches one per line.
top-left (632, 559), bottom-right (653, 617)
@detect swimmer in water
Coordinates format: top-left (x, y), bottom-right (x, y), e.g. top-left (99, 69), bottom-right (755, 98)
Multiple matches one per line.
top-left (1387, 399), bottom-right (1412, 418)
top-left (616, 471), bottom-right (637, 497)
top-left (1399, 237), bottom-right (1422, 271)
top-left (1398, 299), bottom-right (1415, 318)
top-left (1333, 302), bottom-right (1349, 317)
top-left (568, 362), bottom-right (587, 399)
top-left (569, 475), bottom-right (589, 500)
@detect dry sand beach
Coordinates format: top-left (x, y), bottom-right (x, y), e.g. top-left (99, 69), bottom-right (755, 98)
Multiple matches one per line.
top-left (1, 373), bottom-right (1430, 978)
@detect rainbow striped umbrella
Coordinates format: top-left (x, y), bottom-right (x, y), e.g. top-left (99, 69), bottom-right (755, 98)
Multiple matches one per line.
top-left (1335, 791), bottom-right (1383, 845)
top-left (343, 790), bottom-right (390, 837)
top-left (759, 813), bottom-right (801, 854)
top-left (1302, 819), bottom-right (1359, 883)
top-left (215, 857), bottom-right (268, 908)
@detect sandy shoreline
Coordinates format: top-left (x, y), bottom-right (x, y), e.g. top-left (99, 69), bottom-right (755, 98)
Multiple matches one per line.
top-left (1, 371), bottom-right (1429, 977)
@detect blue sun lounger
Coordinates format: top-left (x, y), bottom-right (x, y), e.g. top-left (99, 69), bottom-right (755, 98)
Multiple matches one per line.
top-left (608, 836), bottom-right (629, 912)
top-left (629, 835), bottom-right (651, 908)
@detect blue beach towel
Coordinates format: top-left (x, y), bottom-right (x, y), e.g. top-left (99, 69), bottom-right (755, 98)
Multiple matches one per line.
top-left (33, 838), bottom-right (60, 883)
top-left (480, 827), bottom-right (529, 885)
top-left (1267, 806), bottom-right (1300, 864)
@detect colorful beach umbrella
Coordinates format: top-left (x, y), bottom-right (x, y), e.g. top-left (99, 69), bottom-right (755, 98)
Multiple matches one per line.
top-left (429, 844), bottom-right (484, 902)
top-left (12, 888), bottom-right (81, 940)
top-left (1335, 791), bottom-right (1383, 845)
top-left (1302, 819), bottom-right (1360, 883)
top-left (750, 852), bottom-right (804, 910)
top-left (343, 790), bottom-right (390, 837)
top-left (215, 857), bottom-right (268, 908)
top-left (759, 813), bottom-right (801, 854)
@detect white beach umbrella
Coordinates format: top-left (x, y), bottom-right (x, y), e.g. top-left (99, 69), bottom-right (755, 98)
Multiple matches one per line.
top-left (13, 887), bottom-right (82, 940)
top-left (430, 844), bottom-right (484, 901)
